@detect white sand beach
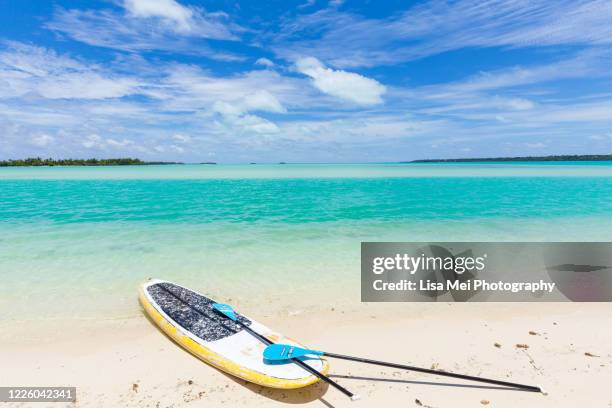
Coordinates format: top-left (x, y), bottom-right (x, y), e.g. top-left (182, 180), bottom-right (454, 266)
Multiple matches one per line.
top-left (2, 302), bottom-right (611, 407)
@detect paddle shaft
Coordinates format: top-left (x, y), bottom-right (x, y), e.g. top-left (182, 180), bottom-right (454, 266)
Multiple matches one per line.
top-left (323, 352), bottom-right (541, 392)
top-left (233, 320), bottom-right (356, 399)
top-left (154, 285), bottom-right (356, 399)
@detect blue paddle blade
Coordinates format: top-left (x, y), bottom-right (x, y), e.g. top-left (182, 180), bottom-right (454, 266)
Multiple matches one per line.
top-left (212, 303), bottom-right (237, 321)
top-left (263, 344), bottom-right (324, 361)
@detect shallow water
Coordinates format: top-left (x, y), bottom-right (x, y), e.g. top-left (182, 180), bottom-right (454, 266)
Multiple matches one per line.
top-left (1, 163), bottom-right (612, 323)
top-left (2, 162), bottom-right (612, 180)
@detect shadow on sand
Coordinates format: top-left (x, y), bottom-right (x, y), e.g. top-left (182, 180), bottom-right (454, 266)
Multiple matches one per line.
top-left (220, 371), bottom-right (332, 405)
top-left (329, 374), bottom-right (538, 392)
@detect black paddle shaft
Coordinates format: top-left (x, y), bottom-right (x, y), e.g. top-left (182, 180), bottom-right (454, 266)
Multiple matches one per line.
top-left (152, 283), bottom-right (356, 399)
top-left (324, 352), bottom-right (542, 393)
top-left (233, 319), bottom-right (357, 399)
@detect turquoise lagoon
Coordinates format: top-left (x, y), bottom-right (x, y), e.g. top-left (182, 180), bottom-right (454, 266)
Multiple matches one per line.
top-left (1, 163), bottom-right (612, 323)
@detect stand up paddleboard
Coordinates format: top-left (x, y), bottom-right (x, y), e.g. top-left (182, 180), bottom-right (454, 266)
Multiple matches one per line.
top-left (139, 279), bottom-right (328, 389)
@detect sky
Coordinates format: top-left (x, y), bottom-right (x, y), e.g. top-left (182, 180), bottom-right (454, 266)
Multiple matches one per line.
top-left (1, 0), bottom-right (612, 163)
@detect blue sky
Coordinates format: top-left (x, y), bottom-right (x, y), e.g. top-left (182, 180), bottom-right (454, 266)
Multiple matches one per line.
top-left (1, 0), bottom-right (612, 162)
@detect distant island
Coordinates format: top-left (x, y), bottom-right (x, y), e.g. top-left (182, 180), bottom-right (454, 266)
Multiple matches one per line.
top-left (0, 157), bottom-right (181, 167)
top-left (409, 154), bottom-right (612, 163)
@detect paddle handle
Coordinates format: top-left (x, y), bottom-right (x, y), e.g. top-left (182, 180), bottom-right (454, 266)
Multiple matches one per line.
top-left (238, 324), bottom-right (358, 400)
top-left (324, 352), bottom-right (541, 393)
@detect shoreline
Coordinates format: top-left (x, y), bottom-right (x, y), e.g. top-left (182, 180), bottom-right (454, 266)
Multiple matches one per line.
top-left (3, 303), bottom-right (611, 407)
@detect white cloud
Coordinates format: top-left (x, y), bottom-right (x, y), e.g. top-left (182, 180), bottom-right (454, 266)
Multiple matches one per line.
top-left (506, 98), bottom-right (535, 111)
top-left (426, 52), bottom-right (608, 97)
top-left (172, 145), bottom-right (185, 153)
top-left (255, 57), bottom-right (275, 67)
top-left (212, 101), bottom-right (243, 116)
top-left (0, 43), bottom-right (294, 110)
top-left (81, 134), bottom-right (103, 149)
top-left (39, 73), bottom-right (136, 99)
top-left (80, 134), bottom-right (151, 154)
top-left (527, 100), bottom-right (612, 123)
top-left (297, 0), bottom-right (316, 10)
top-left (210, 91), bottom-right (285, 138)
top-left (274, 0), bottom-right (612, 68)
top-left (213, 108), bottom-right (281, 136)
top-left (45, 5), bottom-right (239, 57)
top-left (30, 134), bottom-right (54, 147)
top-left (294, 57), bottom-right (386, 105)
top-left (211, 90), bottom-right (285, 117)
top-left (0, 44), bottom-right (307, 153)
top-left (0, 42), bottom-right (138, 100)
top-left (277, 114), bottom-right (437, 143)
top-left (172, 133), bottom-right (191, 143)
top-left (105, 138), bottom-right (133, 148)
top-left (123, 0), bottom-right (194, 32)
top-left (235, 115), bottom-right (280, 134)
top-left (82, 134), bottom-right (132, 149)
top-left (243, 91), bottom-right (286, 113)
top-left (154, 144), bottom-right (185, 153)
top-left (159, 65), bottom-right (308, 111)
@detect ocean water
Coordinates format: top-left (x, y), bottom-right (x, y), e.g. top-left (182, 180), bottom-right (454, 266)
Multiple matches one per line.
top-left (1, 163), bottom-right (612, 324)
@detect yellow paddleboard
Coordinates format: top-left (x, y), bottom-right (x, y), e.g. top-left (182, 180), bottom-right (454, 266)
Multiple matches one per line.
top-left (139, 279), bottom-right (328, 389)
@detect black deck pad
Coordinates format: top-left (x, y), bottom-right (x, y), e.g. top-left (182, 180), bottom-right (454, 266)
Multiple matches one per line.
top-left (147, 282), bottom-right (252, 342)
